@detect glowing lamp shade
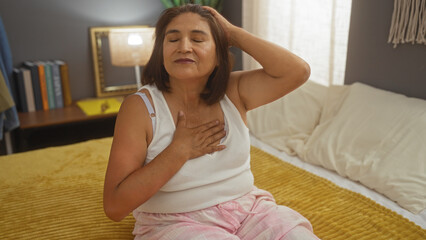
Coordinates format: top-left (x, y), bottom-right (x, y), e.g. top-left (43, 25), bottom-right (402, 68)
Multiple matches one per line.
top-left (108, 27), bottom-right (155, 89)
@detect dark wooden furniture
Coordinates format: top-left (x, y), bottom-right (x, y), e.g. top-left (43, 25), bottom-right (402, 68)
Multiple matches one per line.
top-left (14, 102), bottom-right (117, 153)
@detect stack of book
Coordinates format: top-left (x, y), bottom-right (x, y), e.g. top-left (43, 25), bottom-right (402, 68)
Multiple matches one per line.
top-left (12, 60), bottom-right (72, 112)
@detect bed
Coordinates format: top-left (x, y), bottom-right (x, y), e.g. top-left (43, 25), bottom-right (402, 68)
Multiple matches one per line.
top-left (0, 81), bottom-right (425, 239)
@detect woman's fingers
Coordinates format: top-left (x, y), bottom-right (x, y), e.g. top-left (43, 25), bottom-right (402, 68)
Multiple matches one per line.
top-left (202, 6), bottom-right (234, 44)
top-left (206, 129), bottom-right (226, 146)
top-left (196, 121), bottom-right (225, 142)
top-left (206, 145), bottom-right (227, 154)
top-left (197, 119), bottom-right (220, 132)
top-left (173, 111), bottom-right (226, 158)
top-left (191, 120), bottom-right (227, 156)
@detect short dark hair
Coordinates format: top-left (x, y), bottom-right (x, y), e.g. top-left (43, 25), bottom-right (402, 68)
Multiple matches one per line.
top-left (141, 4), bottom-right (232, 105)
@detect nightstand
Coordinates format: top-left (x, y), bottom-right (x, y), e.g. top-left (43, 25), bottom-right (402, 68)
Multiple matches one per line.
top-left (13, 102), bottom-right (118, 153)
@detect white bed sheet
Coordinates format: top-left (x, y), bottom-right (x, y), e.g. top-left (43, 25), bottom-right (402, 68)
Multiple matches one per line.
top-left (250, 135), bottom-right (426, 229)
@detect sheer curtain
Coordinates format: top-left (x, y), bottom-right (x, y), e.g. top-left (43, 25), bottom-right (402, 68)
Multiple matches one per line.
top-left (242, 0), bottom-right (352, 86)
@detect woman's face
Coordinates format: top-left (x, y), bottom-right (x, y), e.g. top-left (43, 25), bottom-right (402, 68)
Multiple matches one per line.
top-left (163, 12), bottom-right (217, 84)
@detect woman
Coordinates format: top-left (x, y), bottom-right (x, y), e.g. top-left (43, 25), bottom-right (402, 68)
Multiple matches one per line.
top-left (104, 4), bottom-right (318, 239)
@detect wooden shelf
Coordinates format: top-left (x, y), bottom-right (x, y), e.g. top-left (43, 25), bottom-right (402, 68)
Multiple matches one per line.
top-left (7, 102), bottom-right (119, 153)
top-left (18, 102), bottom-right (118, 130)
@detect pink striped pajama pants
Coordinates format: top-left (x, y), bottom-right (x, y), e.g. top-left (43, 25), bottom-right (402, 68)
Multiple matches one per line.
top-left (132, 188), bottom-right (320, 239)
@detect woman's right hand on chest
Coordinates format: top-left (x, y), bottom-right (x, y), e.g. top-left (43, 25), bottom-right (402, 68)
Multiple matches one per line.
top-left (170, 110), bottom-right (226, 161)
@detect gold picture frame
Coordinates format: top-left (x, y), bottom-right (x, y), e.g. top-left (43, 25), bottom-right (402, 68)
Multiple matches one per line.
top-left (89, 26), bottom-right (151, 97)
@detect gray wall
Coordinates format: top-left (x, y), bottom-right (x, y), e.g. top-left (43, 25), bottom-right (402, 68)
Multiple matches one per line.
top-left (2, 0), bottom-right (423, 100)
top-left (0, 0), bottom-right (242, 100)
top-left (344, 0), bottom-right (426, 100)
top-left (221, 0), bottom-right (242, 71)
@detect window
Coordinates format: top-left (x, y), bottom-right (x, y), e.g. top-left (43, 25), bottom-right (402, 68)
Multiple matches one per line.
top-left (243, 0), bottom-right (352, 86)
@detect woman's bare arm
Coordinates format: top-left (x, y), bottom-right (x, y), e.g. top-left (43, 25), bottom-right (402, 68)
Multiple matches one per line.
top-left (206, 6), bottom-right (310, 111)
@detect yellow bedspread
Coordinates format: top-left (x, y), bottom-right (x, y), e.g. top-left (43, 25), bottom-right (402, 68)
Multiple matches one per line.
top-left (0, 138), bottom-right (424, 239)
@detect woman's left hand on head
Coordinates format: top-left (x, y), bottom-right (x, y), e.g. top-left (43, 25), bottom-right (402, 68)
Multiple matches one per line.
top-left (202, 6), bottom-right (238, 46)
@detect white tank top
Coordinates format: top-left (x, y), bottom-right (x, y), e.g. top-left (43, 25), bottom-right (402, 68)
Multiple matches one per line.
top-left (133, 84), bottom-right (254, 213)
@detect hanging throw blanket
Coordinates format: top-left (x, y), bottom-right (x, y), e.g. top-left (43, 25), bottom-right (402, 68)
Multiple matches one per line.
top-left (388, 0), bottom-right (426, 47)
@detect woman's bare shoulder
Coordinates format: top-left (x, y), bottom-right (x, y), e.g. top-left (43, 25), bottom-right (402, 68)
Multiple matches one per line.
top-left (115, 90), bottom-right (155, 144)
top-left (119, 89), bottom-right (153, 117)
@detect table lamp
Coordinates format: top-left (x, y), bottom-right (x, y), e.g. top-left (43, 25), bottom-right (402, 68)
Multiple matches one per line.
top-left (108, 27), bottom-right (155, 89)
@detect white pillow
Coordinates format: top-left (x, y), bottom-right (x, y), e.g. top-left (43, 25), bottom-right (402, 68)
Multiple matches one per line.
top-left (303, 82), bottom-right (426, 214)
top-left (247, 80), bottom-right (328, 156)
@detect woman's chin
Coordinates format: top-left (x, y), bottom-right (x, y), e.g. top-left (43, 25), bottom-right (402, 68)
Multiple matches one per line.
top-left (169, 72), bottom-right (210, 83)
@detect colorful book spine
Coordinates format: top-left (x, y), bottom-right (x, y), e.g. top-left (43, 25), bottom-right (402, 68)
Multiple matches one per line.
top-left (22, 61), bottom-right (43, 111)
top-left (43, 62), bottom-right (55, 109)
top-left (54, 60), bottom-right (72, 107)
top-left (49, 61), bottom-right (64, 108)
top-left (21, 68), bottom-right (36, 112)
top-left (12, 68), bottom-right (28, 112)
top-left (18, 60), bottom-right (71, 110)
top-left (35, 61), bottom-right (49, 110)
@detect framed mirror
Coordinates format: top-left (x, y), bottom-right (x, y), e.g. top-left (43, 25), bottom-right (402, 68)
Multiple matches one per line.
top-left (90, 26), bottom-right (151, 97)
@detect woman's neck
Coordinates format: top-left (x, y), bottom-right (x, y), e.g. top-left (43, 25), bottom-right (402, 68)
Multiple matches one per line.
top-left (167, 78), bottom-right (207, 109)
top-left (164, 78), bottom-right (222, 128)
